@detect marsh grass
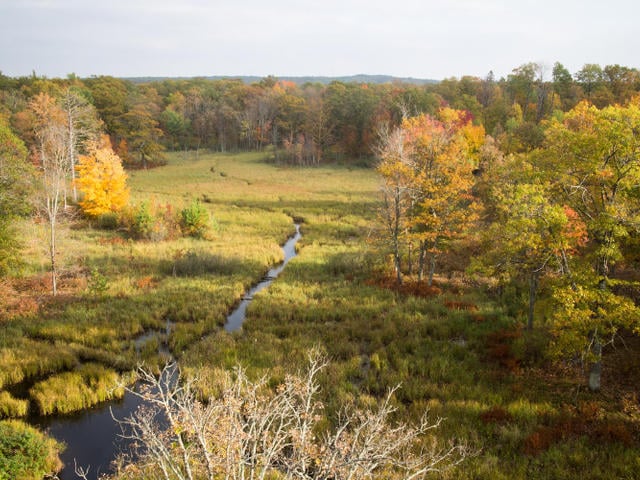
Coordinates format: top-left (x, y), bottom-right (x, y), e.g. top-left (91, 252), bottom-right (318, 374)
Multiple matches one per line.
top-left (0, 391), bottom-right (29, 418)
top-left (29, 363), bottom-right (125, 415)
top-left (2, 151), bottom-right (638, 479)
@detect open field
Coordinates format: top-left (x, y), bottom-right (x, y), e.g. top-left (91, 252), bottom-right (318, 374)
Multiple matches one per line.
top-left (1, 151), bottom-right (638, 479)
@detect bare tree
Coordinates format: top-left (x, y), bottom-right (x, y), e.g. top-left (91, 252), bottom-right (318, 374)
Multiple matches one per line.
top-left (60, 87), bottom-right (101, 202)
top-left (110, 353), bottom-right (468, 480)
top-left (29, 93), bottom-right (69, 296)
top-left (375, 125), bottom-right (415, 285)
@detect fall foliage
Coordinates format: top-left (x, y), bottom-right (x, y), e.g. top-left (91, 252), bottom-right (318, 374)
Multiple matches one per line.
top-left (75, 137), bottom-right (129, 217)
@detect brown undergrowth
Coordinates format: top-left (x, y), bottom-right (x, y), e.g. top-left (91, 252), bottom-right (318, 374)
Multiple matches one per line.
top-left (482, 329), bottom-right (640, 456)
top-left (366, 276), bottom-right (443, 297)
top-left (0, 269), bottom-right (89, 320)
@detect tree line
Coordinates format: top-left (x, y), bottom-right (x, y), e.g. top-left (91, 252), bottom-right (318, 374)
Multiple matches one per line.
top-left (1, 61), bottom-right (640, 169)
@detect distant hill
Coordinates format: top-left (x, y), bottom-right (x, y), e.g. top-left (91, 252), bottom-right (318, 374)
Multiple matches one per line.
top-left (123, 74), bottom-right (439, 85)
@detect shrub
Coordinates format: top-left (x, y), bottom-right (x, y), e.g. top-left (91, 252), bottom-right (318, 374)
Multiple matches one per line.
top-left (180, 199), bottom-right (212, 239)
top-left (87, 267), bottom-right (108, 296)
top-left (119, 202), bottom-right (181, 241)
top-left (132, 201), bottom-right (154, 239)
top-left (0, 420), bottom-right (62, 480)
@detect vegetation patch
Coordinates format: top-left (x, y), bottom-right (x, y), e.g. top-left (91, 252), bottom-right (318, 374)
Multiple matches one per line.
top-left (29, 363), bottom-right (125, 415)
top-left (0, 392), bottom-right (29, 419)
top-left (0, 419), bottom-right (62, 480)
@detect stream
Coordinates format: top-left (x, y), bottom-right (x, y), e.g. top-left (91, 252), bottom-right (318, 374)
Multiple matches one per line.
top-left (32, 224), bottom-right (302, 480)
top-left (225, 223), bottom-right (301, 331)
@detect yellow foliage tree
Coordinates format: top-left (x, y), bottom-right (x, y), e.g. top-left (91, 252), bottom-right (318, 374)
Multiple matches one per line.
top-left (376, 109), bottom-right (485, 285)
top-left (75, 140), bottom-right (129, 217)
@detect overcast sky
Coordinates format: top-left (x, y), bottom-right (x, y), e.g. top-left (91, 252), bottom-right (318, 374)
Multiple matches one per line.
top-left (1, 0), bottom-right (638, 80)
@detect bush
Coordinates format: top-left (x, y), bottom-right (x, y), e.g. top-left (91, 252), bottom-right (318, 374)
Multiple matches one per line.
top-left (119, 202), bottom-right (181, 241)
top-left (180, 199), bottom-right (212, 239)
top-left (132, 201), bottom-right (154, 239)
top-left (86, 267), bottom-right (109, 296)
top-left (0, 420), bottom-right (62, 480)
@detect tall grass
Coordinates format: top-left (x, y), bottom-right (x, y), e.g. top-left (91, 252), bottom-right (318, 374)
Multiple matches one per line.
top-left (29, 363), bottom-right (126, 416)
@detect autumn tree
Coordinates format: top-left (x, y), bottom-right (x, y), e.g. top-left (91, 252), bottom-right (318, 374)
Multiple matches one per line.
top-left (540, 99), bottom-right (640, 389)
top-left (75, 136), bottom-right (129, 217)
top-left (376, 125), bottom-right (415, 285)
top-left (376, 109), bottom-right (484, 285)
top-left (404, 109), bottom-right (484, 285)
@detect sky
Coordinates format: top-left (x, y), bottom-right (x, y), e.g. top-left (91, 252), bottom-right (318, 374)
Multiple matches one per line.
top-left (1, 0), bottom-right (639, 81)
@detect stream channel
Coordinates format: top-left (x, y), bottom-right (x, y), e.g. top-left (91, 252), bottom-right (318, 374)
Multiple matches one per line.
top-left (33, 224), bottom-right (302, 480)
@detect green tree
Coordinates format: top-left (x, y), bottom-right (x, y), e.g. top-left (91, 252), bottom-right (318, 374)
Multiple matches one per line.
top-left (541, 99), bottom-right (640, 389)
top-left (119, 103), bottom-right (165, 168)
top-left (0, 120), bottom-right (33, 275)
top-left (476, 159), bottom-right (586, 330)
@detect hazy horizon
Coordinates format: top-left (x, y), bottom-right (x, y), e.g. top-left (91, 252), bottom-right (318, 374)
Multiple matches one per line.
top-left (1, 0), bottom-right (639, 81)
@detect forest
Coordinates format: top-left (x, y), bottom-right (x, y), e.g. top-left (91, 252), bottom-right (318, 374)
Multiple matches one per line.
top-left (0, 61), bottom-right (639, 479)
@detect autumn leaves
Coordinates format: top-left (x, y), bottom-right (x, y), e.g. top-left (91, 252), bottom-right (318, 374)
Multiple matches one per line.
top-left (376, 99), bottom-right (640, 388)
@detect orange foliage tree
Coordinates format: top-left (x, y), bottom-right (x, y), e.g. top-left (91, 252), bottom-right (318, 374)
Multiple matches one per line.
top-left (376, 108), bottom-right (485, 285)
top-left (75, 137), bottom-right (129, 217)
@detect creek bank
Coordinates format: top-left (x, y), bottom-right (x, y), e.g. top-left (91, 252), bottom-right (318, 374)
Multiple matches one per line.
top-left (33, 222), bottom-right (302, 479)
top-left (225, 223), bottom-right (302, 331)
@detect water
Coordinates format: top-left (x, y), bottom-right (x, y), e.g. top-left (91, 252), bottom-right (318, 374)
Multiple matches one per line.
top-left (35, 391), bottom-right (144, 480)
top-left (33, 223), bottom-right (302, 479)
top-left (225, 223), bottom-right (302, 331)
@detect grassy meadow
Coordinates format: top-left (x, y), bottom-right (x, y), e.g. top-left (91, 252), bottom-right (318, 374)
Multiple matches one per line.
top-left (0, 151), bottom-right (638, 479)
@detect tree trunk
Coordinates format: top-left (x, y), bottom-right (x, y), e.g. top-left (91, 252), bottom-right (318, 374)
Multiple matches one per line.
top-left (589, 332), bottom-right (602, 391)
top-left (393, 187), bottom-right (402, 286)
top-left (527, 271), bottom-right (539, 331)
top-left (427, 253), bottom-right (437, 287)
top-left (588, 276), bottom-right (608, 391)
top-left (49, 212), bottom-right (57, 296)
top-left (426, 238), bottom-right (438, 287)
top-left (68, 110), bottom-right (78, 202)
top-left (417, 241), bottom-right (429, 284)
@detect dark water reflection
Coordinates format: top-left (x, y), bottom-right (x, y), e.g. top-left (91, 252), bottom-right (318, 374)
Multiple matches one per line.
top-left (35, 391), bottom-right (144, 480)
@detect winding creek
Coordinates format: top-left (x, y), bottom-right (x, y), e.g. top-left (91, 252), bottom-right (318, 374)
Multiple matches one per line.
top-left (32, 224), bottom-right (302, 480)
